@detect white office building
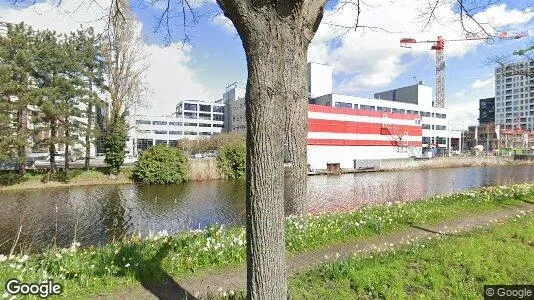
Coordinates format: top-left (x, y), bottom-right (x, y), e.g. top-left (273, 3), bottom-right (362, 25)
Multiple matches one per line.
top-left (494, 60), bottom-right (534, 130)
top-left (127, 100), bottom-right (224, 155)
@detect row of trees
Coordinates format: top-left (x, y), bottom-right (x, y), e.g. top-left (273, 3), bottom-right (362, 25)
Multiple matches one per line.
top-left (1, 6), bottom-right (144, 176)
top-left (0, 24), bottom-right (106, 174)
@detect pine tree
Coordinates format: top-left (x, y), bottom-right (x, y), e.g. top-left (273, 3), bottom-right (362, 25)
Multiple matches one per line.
top-left (72, 27), bottom-right (106, 171)
top-left (0, 23), bottom-right (37, 175)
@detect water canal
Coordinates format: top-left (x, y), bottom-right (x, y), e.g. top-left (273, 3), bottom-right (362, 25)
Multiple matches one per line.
top-left (1, 164), bottom-right (533, 254)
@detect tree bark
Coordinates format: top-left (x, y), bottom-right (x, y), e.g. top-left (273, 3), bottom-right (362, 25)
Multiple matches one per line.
top-left (283, 43), bottom-right (309, 216)
top-left (215, 1), bottom-right (327, 298)
top-left (244, 32), bottom-right (288, 300)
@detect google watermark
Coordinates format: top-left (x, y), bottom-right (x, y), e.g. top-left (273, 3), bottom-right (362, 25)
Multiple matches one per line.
top-left (484, 285), bottom-right (534, 299)
top-left (4, 279), bottom-right (62, 298)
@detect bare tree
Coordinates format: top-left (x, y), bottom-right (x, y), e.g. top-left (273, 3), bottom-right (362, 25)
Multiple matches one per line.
top-left (102, 0), bottom-right (148, 174)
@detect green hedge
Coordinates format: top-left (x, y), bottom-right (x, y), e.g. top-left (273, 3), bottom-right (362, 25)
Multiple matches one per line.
top-left (216, 142), bottom-right (246, 179)
top-left (132, 145), bottom-right (189, 184)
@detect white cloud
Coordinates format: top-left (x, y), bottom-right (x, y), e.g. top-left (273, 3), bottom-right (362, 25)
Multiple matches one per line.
top-left (211, 14), bottom-right (235, 34)
top-left (0, 0), bottom-right (217, 116)
top-left (308, 1), bottom-right (534, 93)
top-left (446, 82), bottom-right (495, 124)
top-left (472, 76), bottom-right (495, 89)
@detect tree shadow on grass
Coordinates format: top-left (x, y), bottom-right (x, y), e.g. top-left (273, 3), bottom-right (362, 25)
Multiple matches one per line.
top-left (114, 240), bottom-right (198, 300)
top-left (408, 223), bottom-right (456, 236)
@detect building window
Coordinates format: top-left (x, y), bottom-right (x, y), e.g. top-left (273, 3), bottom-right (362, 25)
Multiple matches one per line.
top-left (184, 103), bottom-right (198, 111)
top-left (169, 122), bottom-right (182, 126)
top-left (199, 113), bottom-right (211, 120)
top-left (422, 124), bottom-right (431, 129)
top-left (184, 112), bottom-right (197, 119)
top-left (136, 120), bottom-right (151, 125)
top-left (155, 140), bottom-right (167, 145)
top-left (185, 131), bottom-right (198, 135)
top-left (169, 131), bottom-right (182, 135)
top-left (154, 130), bottom-right (167, 134)
top-left (360, 105), bottom-right (375, 111)
top-left (137, 139), bottom-right (153, 151)
top-left (392, 108), bottom-right (405, 114)
top-left (185, 122), bottom-right (197, 126)
top-left (213, 124), bottom-right (224, 127)
top-left (213, 106), bottom-right (224, 113)
top-left (169, 140), bottom-right (178, 147)
top-left (152, 121), bottom-right (168, 125)
top-left (199, 132), bottom-right (212, 136)
top-left (334, 102), bottom-right (352, 108)
top-left (435, 125), bottom-right (447, 130)
top-left (199, 104), bottom-right (211, 112)
top-left (213, 114), bottom-right (224, 121)
top-left (422, 137), bottom-right (431, 144)
top-left (199, 123), bottom-right (211, 127)
top-left (377, 106), bottom-right (391, 112)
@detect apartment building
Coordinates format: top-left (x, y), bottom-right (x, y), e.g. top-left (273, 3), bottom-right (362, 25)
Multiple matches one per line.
top-left (479, 97), bottom-right (495, 125)
top-left (494, 60), bottom-right (534, 129)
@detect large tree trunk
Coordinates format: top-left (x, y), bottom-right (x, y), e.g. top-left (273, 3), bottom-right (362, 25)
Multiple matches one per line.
top-left (215, 1), bottom-right (326, 298)
top-left (283, 44), bottom-right (309, 216)
top-left (244, 34), bottom-right (287, 300)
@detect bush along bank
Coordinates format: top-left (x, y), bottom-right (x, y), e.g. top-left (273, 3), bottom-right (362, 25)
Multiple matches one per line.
top-left (132, 145), bottom-right (189, 184)
top-left (1, 183), bottom-right (534, 297)
top-left (216, 142), bottom-right (246, 179)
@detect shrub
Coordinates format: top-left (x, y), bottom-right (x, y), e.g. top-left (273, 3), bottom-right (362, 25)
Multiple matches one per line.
top-left (132, 145), bottom-right (189, 184)
top-left (216, 142), bottom-right (246, 179)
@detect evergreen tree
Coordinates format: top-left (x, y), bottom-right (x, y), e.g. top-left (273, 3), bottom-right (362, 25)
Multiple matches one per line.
top-left (0, 23), bottom-right (37, 175)
top-left (72, 27), bottom-right (106, 170)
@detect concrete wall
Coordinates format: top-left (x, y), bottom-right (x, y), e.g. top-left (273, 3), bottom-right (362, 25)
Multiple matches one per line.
top-left (308, 145), bottom-right (414, 170)
top-left (308, 62), bottom-right (333, 98)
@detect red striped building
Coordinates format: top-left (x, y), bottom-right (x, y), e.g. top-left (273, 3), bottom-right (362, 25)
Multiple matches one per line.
top-left (307, 104), bottom-right (422, 170)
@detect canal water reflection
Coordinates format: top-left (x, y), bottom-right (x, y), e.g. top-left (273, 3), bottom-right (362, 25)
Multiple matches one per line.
top-left (1, 165), bottom-right (533, 254)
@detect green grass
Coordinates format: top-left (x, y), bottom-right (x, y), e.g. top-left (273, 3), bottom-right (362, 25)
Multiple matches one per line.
top-left (0, 183), bottom-right (533, 298)
top-left (0, 168), bottom-right (133, 190)
top-left (290, 213), bottom-right (534, 299)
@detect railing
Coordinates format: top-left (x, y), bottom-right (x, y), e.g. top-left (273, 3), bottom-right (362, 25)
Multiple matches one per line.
top-left (382, 116), bottom-right (421, 158)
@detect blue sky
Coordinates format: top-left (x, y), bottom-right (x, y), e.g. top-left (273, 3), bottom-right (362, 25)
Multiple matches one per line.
top-left (1, 0), bottom-right (533, 123)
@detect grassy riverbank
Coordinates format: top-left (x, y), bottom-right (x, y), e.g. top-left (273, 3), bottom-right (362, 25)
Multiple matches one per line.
top-left (0, 168), bottom-right (134, 191)
top-left (0, 183), bottom-right (533, 298)
top-left (290, 213), bottom-right (534, 299)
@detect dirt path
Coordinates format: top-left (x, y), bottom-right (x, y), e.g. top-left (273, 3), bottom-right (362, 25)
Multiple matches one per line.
top-left (93, 203), bottom-right (534, 300)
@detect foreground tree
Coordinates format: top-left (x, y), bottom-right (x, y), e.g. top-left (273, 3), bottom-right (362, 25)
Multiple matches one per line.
top-left (213, 1), bottom-right (327, 297)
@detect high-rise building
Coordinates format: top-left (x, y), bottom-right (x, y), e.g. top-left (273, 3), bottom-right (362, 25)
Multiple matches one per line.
top-left (479, 97), bottom-right (495, 125)
top-left (494, 60), bottom-right (534, 129)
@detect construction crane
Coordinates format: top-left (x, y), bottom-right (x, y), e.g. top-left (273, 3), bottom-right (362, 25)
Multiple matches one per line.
top-left (400, 31), bottom-right (531, 108)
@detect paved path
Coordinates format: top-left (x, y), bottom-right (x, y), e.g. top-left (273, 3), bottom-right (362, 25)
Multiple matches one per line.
top-left (93, 203), bottom-right (534, 300)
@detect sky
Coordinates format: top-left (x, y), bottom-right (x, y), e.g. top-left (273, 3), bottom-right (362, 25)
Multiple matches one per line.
top-left (0, 0), bottom-right (533, 124)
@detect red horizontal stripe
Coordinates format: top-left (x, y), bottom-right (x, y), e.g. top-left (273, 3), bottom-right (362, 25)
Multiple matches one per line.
top-left (308, 139), bottom-right (423, 147)
top-left (309, 104), bottom-right (421, 120)
top-left (309, 119), bottom-right (422, 136)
